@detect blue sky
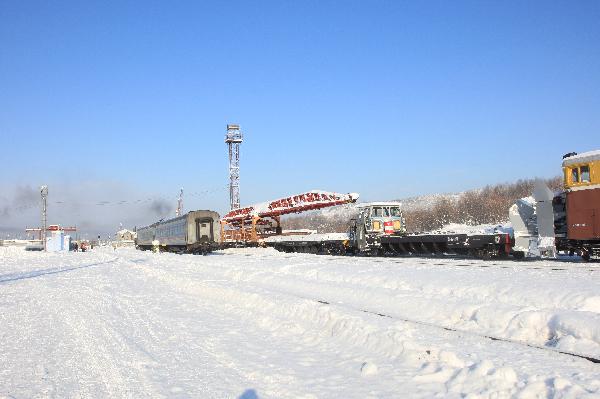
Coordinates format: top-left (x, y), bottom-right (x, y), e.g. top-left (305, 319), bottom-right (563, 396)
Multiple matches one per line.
top-left (1, 1), bottom-right (599, 234)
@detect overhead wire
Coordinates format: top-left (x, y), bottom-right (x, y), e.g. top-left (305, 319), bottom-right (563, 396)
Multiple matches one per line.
top-left (0, 185), bottom-right (229, 214)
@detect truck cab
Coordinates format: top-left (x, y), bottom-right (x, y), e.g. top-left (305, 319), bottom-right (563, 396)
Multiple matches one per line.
top-left (353, 202), bottom-right (405, 252)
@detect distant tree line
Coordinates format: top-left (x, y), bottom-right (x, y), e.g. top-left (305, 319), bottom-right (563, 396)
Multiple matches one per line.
top-left (282, 177), bottom-right (562, 233)
top-left (404, 177), bottom-right (562, 232)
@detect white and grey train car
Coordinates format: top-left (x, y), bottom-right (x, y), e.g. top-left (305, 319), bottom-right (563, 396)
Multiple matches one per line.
top-left (136, 210), bottom-right (221, 254)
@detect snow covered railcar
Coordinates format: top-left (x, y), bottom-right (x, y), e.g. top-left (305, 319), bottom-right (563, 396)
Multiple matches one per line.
top-left (265, 203), bottom-right (513, 258)
top-left (136, 210), bottom-right (220, 254)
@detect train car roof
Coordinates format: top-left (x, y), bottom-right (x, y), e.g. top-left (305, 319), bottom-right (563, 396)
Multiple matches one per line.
top-left (138, 209), bottom-right (219, 230)
top-left (563, 150), bottom-right (600, 166)
top-left (357, 202), bottom-right (402, 208)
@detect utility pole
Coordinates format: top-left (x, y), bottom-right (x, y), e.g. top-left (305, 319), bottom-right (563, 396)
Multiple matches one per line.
top-left (225, 124), bottom-right (243, 210)
top-left (40, 185), bottom-right (48, 251)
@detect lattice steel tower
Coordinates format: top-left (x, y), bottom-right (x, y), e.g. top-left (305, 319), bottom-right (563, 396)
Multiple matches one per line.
top-left (225, 124), bottom-right (243, 210)
top-left (175, 188), bottom-right (183, 217)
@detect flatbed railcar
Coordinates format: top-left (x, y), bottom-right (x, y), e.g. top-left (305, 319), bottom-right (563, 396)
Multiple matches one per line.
top-left (265, 203), bottom-right (513, 258)
top-left (136, 210), bottom-right (220, 254)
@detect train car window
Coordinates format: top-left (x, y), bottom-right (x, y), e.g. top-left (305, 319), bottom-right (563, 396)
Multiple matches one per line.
top-left (580, 165), bottom-right (591, 183)
top-left (372, 207), bottom-right (382, 217)
top-left (571, 167), bottom-right (579, 183)
top-left (390, 207), bottom-right (401, 217)
top-left (383, 207), bottom-right (390, 217)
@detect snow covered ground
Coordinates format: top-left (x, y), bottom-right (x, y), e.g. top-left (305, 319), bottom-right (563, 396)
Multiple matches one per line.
top-left (1, 246), bottom-right (599, 398)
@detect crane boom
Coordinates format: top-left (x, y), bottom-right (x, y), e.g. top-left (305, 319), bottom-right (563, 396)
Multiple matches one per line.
top-left (222, 190), bottom-right (359, 222)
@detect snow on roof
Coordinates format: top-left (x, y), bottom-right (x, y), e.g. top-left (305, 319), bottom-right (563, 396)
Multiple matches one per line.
top-left (116, 229), bottom-right (135, 235)
top-left (357, 202), bottom-right (403, 208)
top-left (562, 150), bottom-right (600, 166)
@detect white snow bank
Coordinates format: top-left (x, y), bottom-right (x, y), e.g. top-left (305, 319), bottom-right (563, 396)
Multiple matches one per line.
top-left (125, 248), bottom-right (600, 397)
top-left (1, 247), bottom-right (599, 398)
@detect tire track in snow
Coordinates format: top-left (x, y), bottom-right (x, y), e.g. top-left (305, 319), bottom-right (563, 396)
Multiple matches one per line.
top-left (50, 259), bottom-right (155, 397)
top-left (115, 254), bottom-right (328, 397)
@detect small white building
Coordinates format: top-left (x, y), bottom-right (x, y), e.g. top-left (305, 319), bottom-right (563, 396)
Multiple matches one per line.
top-left (47, 231), bottom-right (71, 252)
top-left (114, 229), bottom-right (137, 247)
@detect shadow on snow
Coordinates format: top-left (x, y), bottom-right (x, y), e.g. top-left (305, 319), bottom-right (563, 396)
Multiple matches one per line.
top-left (0, 259), bottom-right (117, 284)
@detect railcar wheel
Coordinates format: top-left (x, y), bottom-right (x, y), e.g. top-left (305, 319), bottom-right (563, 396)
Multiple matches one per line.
top-left (582, 250), bottom-right (591, 262)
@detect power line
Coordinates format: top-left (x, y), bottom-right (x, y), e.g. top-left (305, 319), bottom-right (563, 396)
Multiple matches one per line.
top-left (0, 185), bottom-right (229, 213)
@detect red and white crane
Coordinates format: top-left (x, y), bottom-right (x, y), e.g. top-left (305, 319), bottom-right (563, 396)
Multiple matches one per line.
top-left (223, 190), bottom-right (359, 222)
top-left (221, 190), bottom-right (359, 243)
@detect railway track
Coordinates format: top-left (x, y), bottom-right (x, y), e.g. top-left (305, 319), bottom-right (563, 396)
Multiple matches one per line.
top-left (224, 250), bottom-right (600, 272)
top-left (205, 250), bottom-right (600, 364)
top-left (219, 253), bottom-right (600, 363)
top-left (309, 296), bottom-right (600, 364)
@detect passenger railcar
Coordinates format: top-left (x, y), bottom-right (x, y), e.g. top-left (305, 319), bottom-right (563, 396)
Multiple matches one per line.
top-left (136, 210), bottom-right (221, 254)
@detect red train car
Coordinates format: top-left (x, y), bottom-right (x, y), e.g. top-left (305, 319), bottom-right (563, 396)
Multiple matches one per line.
top-left (555, 150), bottom-right (600, 260)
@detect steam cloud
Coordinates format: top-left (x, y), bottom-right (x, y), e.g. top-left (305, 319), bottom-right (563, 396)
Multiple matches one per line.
top-left (149, 200), bottom-right (172, 217)
top-left (0, 185), bottom-right (39, 218)
top-left (0, 180), bottom-right (224, 237)
top-left (13, 185), bottom-right (39, 207)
